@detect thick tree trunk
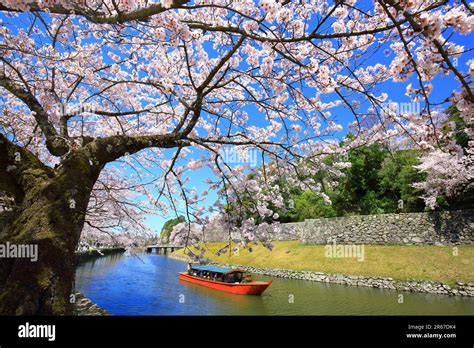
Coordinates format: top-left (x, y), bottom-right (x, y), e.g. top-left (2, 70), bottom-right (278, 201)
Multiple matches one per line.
top-left (0, 136), bottom-right (101, 315)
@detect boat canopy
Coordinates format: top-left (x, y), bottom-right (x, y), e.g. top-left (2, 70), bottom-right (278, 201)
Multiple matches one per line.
top-left (190, 264), bottom-right (243, 274)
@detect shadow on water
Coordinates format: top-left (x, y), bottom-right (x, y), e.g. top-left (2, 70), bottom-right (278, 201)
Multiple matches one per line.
top-left (178, 279), bottom-right (271, 315)
top-left (75, 253), bottom-right (474, 316)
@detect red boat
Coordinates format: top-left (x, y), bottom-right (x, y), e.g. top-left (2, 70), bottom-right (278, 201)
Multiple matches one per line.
top-left (179, 264), bottom-right (272, 295)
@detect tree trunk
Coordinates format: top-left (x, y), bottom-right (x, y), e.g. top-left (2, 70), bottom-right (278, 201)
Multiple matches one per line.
top-left (0, 137), bottom-right (101, 315)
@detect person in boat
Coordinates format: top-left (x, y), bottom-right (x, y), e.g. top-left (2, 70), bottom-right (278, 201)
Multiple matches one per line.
top-left (224, 274), bottom-right (235, 283)
top-left (234, 272), bottom-right (243, 284)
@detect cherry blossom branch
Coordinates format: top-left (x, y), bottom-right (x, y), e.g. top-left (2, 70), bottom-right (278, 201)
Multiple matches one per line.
top-left (0, 69), bottom-right (69, 156)
top-left (0, 0), bottom-right (190, 24)
top-left (86, 134), bottom-right (190, 164)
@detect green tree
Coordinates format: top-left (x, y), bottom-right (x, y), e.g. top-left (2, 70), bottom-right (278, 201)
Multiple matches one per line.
top-left (292, 191), bottom-right (337, 220)
top-left (378, 149), bottom-right (426, 212)
top-left (332, 143), bottom-right (388, 215)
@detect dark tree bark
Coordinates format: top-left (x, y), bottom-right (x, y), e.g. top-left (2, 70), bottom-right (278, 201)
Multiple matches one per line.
top-left (0, 132), bottom-right (186, 315)
top-left (0, 134), bottom-right (102, 315)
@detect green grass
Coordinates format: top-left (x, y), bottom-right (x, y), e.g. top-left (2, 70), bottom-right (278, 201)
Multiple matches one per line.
top-left (173, 241), bottom-right (474, 286)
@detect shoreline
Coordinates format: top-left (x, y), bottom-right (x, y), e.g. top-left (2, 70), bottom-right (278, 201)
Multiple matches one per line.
top-left (168, 253), bottom-right (474, 297)
top-left (76, 247), bottom-right (126, 264)
top-left (72, 292), bottom-right (110, 316)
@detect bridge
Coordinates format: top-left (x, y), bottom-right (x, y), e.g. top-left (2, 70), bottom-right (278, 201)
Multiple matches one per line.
top-left (146, 245), bottom-right (184, 254)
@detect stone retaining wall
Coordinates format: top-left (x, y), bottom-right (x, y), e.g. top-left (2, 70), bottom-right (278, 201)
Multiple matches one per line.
top-left (229, 265), bottom-right (474, 297)
top-left (202, 210), bottom-right (474, 245)
top-left (283, 210), bottom-right (474, 245)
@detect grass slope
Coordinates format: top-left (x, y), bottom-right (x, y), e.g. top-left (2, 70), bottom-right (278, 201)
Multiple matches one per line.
top-left (173, 241), bottom-right (474, 285)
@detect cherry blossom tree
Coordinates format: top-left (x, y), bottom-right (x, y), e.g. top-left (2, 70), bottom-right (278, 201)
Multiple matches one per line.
top-left (0, 0), bottom-right (472, 314)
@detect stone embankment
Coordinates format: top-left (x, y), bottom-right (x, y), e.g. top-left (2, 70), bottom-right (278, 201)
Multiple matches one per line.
top-left (205, 210), bottom-right (474, 245)
top-left (232, 265), bottom-right (474, 297)
top-left (76, 247), bottom-right (126, 264)
top-left (72, 292), bottom-right (110, 316)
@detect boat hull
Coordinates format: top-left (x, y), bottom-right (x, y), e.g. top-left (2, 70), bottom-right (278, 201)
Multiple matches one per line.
top-left (179, 272), bottom-right (271, 295)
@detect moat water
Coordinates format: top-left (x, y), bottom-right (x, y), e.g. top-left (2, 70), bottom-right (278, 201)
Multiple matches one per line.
top-left (75, 252), bottom-right (474, 315)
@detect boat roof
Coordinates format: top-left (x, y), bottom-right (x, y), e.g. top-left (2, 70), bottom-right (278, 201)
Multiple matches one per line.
top-left (190, 264), bottom-right (243, 274)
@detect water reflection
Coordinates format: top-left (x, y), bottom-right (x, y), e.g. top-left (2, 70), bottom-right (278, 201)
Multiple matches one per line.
top-left (179, 279), bottom-right (271, 315)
